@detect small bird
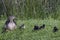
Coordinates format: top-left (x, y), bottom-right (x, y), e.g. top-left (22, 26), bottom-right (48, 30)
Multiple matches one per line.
top-left (39, 24), bottom-right (45, 29)
top-left (34, 25), bottom-right (40, 30)
top-left (19, 24), bottom-right (25, 29)
top-left (53, 26), bottom-right (58, 32)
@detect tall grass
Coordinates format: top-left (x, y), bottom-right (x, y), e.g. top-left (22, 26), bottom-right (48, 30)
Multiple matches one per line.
top-left (0, 0), bottom-right (60, 20)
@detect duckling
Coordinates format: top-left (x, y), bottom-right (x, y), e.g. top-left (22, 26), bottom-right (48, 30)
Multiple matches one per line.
top-left (39, 24), bottom-right (45, 29)
top-left (19, 24), bottom-right (25, 29)
top-left (34, 25), bottom-right (40, 30)
top-left (53, 26), bottom-right (58, 32)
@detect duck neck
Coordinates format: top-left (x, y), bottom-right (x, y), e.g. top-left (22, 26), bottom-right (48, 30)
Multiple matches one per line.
top-left (10, 19), bottom-right (14, 22)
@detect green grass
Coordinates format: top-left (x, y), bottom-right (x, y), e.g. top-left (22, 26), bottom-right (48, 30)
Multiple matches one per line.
top-left (0, 19), bottom-right (60, 40)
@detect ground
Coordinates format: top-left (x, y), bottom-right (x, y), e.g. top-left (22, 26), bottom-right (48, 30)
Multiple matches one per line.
top-left (0, 19), bottom-right (60, 40)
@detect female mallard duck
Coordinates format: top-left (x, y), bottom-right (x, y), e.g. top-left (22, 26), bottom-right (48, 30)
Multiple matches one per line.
top-left (2, 16), bottom-right (17, 32)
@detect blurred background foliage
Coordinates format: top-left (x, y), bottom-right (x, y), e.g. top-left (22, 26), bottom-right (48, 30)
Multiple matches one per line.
top-left (0, 0), bottom-right (60, 20)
